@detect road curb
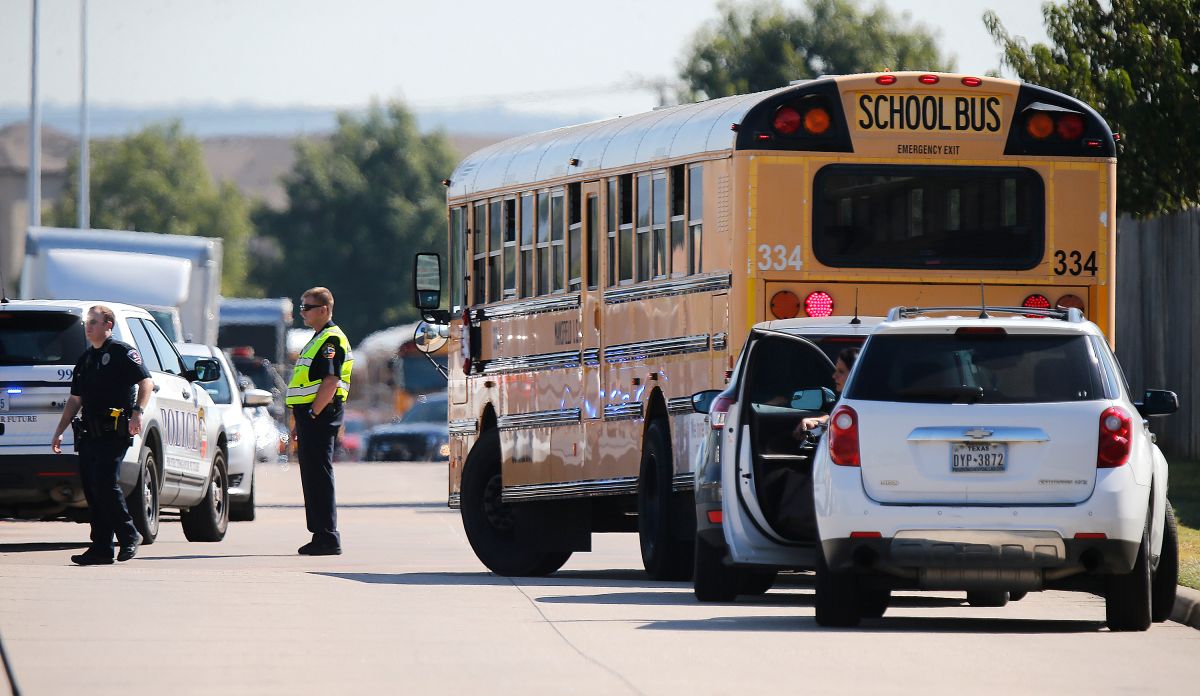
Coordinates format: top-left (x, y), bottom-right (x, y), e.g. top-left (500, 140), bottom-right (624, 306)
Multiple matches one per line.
top-left (1172, 586), bottom-right (1200, 629)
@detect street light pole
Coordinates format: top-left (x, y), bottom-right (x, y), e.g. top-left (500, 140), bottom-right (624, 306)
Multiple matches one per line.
top-left (28, 0), bottom-right (42, 232)
top-left (79, 0), bottom-right (90, 230)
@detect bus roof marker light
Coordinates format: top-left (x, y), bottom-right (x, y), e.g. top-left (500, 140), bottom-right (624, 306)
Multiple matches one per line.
top-left (875, 74), bottom-right (897, 86)
top-left (961, 76), bottom-right (983, 87)
top-left (804, 291), bottom-right (834, 318)
top-left (918, 74), bottom-right (940, 85)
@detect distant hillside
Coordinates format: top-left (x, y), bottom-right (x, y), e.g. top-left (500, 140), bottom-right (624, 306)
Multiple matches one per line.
top-left (0, 103), bottom-right (603, 139)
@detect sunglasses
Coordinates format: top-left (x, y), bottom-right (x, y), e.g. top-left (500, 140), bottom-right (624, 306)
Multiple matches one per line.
top-left (298, 303), bottom-right (326, 312)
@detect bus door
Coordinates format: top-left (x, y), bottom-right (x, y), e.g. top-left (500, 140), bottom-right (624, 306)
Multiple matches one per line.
top-left (581, 183), bottom-right (604, 426)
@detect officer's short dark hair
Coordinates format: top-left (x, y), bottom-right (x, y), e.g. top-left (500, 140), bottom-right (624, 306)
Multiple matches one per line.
top-left (303, 287), bottom-right (334, 310)
top-left (88, 305), bottom-right (115, 327)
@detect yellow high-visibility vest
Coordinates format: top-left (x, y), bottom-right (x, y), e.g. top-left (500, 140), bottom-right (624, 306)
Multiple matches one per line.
top-left (286, 324), bottom-right (353, 406)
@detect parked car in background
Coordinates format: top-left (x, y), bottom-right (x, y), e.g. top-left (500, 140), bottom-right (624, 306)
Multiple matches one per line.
top-left (363, 392), bottom-right (449, 462)
top-left (690, 317), bottom-right (881, 602)
top-left (338, 412), bottom-right (368, 462)
top-left (229, 347), bottom-right (288, 422)
top-left (178, 344), bottom-right (273, 522)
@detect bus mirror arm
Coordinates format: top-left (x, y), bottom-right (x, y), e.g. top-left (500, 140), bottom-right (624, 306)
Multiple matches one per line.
top-left (413, 322), bottom-right (450, 380)
top-left (420, 309), bottom-right (451, 324)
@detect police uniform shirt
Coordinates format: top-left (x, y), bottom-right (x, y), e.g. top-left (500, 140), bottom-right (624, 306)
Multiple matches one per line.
top-left (70, 337), bottom-right (151, 421)
top-left (307, 322), bottom-right (346, 389)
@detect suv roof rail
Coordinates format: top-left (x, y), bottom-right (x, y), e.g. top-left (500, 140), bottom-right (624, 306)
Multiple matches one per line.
top-left (886, 305), bottom-right (1085, 323)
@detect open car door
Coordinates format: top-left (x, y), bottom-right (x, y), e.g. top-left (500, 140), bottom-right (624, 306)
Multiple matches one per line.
top-left (722, 331), bottom-right (836, 567)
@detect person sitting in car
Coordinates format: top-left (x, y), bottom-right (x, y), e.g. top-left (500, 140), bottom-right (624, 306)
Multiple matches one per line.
top-left (795, 347), bottom-right (860, 436)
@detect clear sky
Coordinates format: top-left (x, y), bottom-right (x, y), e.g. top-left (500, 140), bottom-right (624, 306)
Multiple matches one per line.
top-left (0, 0), bottom-right (1051, 117)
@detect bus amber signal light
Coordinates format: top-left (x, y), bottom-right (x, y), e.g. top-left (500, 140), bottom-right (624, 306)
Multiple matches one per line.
top-left (773, 106), bottom-right (802, 135)
top-left (1026, 113), bottom-right (1054, 139)
top-left (918, 74), bottom-right (940, 85)
top-left (804, 291), bottom-right (834, 317)
top-left (1056, 294), bottom-right (1085, 313)
top-left (770, 290), bottom-right (801, 319)
top-left (803, 107), bottom-right (831, 135)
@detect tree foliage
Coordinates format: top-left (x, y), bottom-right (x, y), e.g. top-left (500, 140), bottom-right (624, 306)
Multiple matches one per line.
top-left (47, 121), bottom-right (255, 295)
top-left (986, 0), bottom-right (1200, 217)
top-left (678, 0), bottom-right (952, 101)
top-left (253, 102), bottom-right (458, 342)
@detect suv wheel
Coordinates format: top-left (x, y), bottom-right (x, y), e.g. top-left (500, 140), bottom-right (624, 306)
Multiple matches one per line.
top-left (181, 450), bottom-right (229, 542)
top-left (693, 535), bottom-right (740, 602)
top-left (127, 445), bottom-right (160, 544)
top-left (1105, 518), bottom-right (1152, 631)
top-left (815, 547), bottom-right (861, 627)
top-left (1151, 503), bottom-right (1179, 623)
top-left (966, 590), bottom-right (1009, 608)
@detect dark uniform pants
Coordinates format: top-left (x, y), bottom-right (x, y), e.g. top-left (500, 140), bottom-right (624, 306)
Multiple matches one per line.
top-left (296, 408), bottom-right (340, 547)
top-left (78, 433), bottom-right (138, 554)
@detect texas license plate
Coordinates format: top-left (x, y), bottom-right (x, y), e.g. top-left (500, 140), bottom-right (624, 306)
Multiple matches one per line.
top-left (951, 442), bottom-right (1007, 472)
top-left (0, 396), bottom-right (8, 412)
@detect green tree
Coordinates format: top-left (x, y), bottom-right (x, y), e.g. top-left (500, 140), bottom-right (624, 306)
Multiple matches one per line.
top-left (986, 0), bottom-right (1199, 217)
top-left (254, 101), bottom-right (458, 342)
top-left (679, 0), bottom-right (952, 101)
top-left (48, 121), bottom-right (255, 295)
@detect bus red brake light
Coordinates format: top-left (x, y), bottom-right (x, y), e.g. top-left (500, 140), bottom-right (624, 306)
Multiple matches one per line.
top-left (804, 291), bottom-right (834, 317)
top-left (773, 106), bottom-right (802, 135)
top-left (1097, 406), bottom-right (1132, 468)
top-left (770, 290), bottom-right (800, 319)
top-left (709, 393), bottom-right (735, 431)
top-left (1056, 113), bottom-right (1085, 140)
top-left (829, 405), bottom-right (860, 466)
top-left (918, 74), bottom-right (940, 85)
top-left (1026, 112), bottom-right (1054, 139)
top-left (1023, 293), bottom-right (1051, 310)
top-left (803, 107), bottom-right (831, 135)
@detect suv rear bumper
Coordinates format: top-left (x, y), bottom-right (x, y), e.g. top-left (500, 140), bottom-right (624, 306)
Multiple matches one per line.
top-left (0, 454), bottom-right (85, 511)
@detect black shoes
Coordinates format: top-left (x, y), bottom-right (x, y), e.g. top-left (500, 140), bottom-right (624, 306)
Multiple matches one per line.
top-left (298, 541), bottom-right (342, 556)
top-left (71, 550), bottom-right (114, 566)
top-left (117, 533), bottom-right (143, 562)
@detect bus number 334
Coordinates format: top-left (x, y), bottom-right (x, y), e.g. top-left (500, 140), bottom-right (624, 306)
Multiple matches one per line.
top-left (757, 244), bottom-right (803, 271)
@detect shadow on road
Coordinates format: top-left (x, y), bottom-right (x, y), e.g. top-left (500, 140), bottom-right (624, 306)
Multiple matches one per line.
top-left (312, 568), bottom-right (674, 590)
top-left (137, 553), bottom-right (300, 561)
top-left (258, 502), bottom-right (448, 510)
top-left (0, 542), bottom-right (88, 553)
top-left (637, 615), bottom-right (1107, 634)
top-left (537, 590), bottom-right (964, 610)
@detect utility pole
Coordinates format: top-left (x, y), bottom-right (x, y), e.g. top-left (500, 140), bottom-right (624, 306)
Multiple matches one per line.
top-left (28, 0), bottom-right (42, 231)
top-left (79, 0), bottom-right (90, 229)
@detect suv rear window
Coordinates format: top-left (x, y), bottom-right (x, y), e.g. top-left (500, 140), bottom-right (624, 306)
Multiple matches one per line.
top-left (0, 311), bottom-right (86, 365)
top-left (846, 333), bottom-right (1107, 404)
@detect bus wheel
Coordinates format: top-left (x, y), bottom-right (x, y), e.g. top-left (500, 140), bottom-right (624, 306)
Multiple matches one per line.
top-left (638, 419), bottom-right (693, 581)
top-left (460, 429), bottom-right (570, 577)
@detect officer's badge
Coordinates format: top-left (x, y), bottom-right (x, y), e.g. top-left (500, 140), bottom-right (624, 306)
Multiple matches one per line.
top-left (101, 352), bottom-right (111, 366)
top-left (128, 349), bottom-right (142, 365)
top-left (323, 343), bottom-right (336, 359)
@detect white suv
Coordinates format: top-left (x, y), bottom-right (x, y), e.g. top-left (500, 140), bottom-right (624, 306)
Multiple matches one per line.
top-left (812, 306), bottom-right (1178, 631)
top-left (0, 300), bottom-right (231, 543)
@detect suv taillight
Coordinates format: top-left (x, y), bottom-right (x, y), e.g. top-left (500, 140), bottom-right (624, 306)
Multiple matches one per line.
top-left (709, 393), bottom-right (735, 431)
top-left (828, 405), bottom-right (860, 466)
top-left (1097, 406), bottom-right (1132, 468)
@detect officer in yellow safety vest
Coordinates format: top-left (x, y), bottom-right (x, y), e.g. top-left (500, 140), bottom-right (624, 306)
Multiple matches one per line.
top-left (286, 286), bottom-right (354, 555)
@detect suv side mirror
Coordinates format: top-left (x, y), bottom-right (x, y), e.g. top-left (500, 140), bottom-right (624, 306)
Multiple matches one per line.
top-left (189, 358), bottom-right (221, 383)
top-left (1136, 389), bottom-right (1178, 417)
top-left (791, 387), bottom-right (836, 411)
top-left (692, 390), bottom-right (723, 414)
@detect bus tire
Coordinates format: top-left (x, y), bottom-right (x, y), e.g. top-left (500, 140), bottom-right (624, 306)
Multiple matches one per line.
top-left (461, 429), bottom-right (570, 577)
top-left (638, 419), bottom-right (692, 581)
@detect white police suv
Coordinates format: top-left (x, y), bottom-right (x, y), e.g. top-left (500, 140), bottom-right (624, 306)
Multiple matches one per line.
top-left (0, 300), bottom-right (231, 542)
top-left (812, 306), bottom-right (1178, 631)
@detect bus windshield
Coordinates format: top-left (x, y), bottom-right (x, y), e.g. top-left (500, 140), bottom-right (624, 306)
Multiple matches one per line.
top-left (813, 165), bottom-right (1044, 270)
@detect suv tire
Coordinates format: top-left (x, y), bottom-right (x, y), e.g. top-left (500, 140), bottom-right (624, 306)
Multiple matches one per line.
top-left (460, 429), bottom-right (570, 576)
top-left (127, 445), bottom-right (160, 544)
top-left (966, 590), bottom-right (1009, 608)
top-left (815, 547), bottom-right (861, 627)
top-left (693, 535), bottom-right (740, 602)
top-left (1151, 503), bottom-right (1179, 623)
top-left (181, 450), bottom-right (229, 542)
top-left (638, 419), bottom-right (692, 581)
top-left (1106, 518), bottom-right (1152, 631)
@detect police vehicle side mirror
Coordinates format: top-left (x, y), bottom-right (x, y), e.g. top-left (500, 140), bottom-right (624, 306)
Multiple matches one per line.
top-left (1136, 389), bottom-right (1178, 418)
top-left (691, 390), bottom-right (723, 414)
top-left (243, 388), bottom-right (273, 407)
top-left (188, 358), bottom-right (221, 383)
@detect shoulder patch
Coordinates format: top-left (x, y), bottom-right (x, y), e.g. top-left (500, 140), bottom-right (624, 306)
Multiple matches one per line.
top-left (128, 348), bottom-right (143, 365)
top-left (323, 343), bottom-right (337, 359)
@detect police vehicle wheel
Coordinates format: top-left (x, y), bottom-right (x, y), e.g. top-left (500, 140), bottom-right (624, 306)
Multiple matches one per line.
top-left (230, 471), bottom-right (256, 522)
top-left (127, 445), bottom-right (160, 544)
top-left (1105, 514), bottom-right (1153, 631)
top-left (638, 419), bottom-right (693, 581)
top-left (181, 450), bottom-right (229, 542)
top-left (460, 429), bottom-right (570, 576)
top-left (1151, 503), bottom-right (1179, 623)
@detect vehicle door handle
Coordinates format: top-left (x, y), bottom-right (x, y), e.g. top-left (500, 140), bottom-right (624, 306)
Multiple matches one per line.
top-left (182, 390), bottom-right (191, 399)
top-left (153, 384), bottom-right (160, 392)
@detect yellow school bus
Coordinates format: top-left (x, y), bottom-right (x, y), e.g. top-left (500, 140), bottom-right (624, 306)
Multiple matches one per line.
top-left (433, 72), bottom-right (1117, 578)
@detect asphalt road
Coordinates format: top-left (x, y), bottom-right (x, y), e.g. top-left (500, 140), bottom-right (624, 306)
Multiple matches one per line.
top-left (2, 460), bottom-right (1198, 695)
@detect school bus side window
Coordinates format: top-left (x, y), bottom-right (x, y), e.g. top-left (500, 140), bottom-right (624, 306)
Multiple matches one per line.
top-left (520, 193), bottom-right (535, 298)
top-left (551, 189), bottom-right (566, 293)
top-left (652, 172), bottom-right (667, 279)
top-left (688, 165), bottom-right (703, 275)
top-left (536, 191), bottom-right (551, 295)
top-left (636, 174), bottom-right (651, 282)
top-left (450, 206), bottom-right (466, 311)
top-left (472, 202), bottom-right (487, 305)
top-left (670, 165), bottom-right (686, 278)
top-left (503, 197), bottom-right (517, 299)
top-left (488, 200), bottom-right (502, 302)
top-left (568, 182), bottom-right (582, 291)
top-left (619, 174), bottom-right (634, 283)
top-left (606, 179), bottom-right (618, 288)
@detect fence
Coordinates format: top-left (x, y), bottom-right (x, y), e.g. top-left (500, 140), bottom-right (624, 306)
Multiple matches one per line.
top-left (1115, 208), bottom-right (1200, 461)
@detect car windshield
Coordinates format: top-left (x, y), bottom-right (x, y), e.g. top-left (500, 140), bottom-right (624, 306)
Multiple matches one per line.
top-left (0, 311), bottom-right (86, 366)
top-left (846, 332), bottom-right (1107, 404)
top-left (401, 397), bottom-right (447, 423)
top-left (181, 355), bottom-right (233, 404)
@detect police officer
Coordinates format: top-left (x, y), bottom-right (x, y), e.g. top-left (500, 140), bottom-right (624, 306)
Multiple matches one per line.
top-left (51, 305), bottom-right (153, 565)
top-left (287, 287), bottom-right (354, 555)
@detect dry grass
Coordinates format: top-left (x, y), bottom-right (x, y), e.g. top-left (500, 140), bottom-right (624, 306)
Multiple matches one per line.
top-left (1169, 458), bottom-right (1200, 590)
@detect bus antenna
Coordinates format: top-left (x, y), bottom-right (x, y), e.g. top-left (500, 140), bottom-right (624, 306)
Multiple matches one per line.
top-left (850, 288), bottom-right (861, 324)
top-left (0, 255), bottom-right (9, 303)
top-left (978, 282), bottom-right (990, 319)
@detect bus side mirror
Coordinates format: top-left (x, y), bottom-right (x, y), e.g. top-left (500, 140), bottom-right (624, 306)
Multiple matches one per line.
top-left (414, 253), bottom-right (442, 310)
